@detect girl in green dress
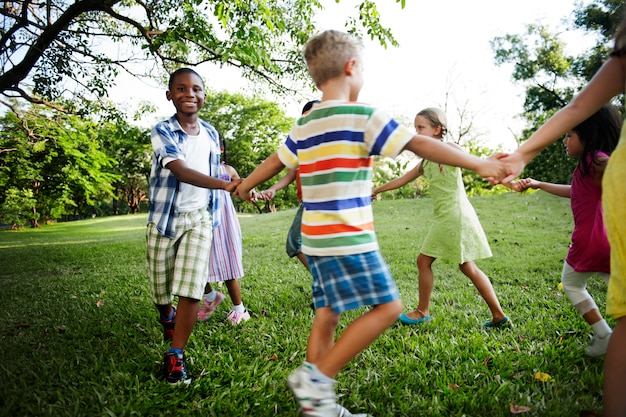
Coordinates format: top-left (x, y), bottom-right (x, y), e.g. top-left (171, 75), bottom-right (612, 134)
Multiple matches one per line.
top-left (372, 107), bottom-right (511, 329)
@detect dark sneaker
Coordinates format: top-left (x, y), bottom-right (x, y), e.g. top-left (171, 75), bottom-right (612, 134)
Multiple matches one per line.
top-left (159, 306), bottom-right (176, 342)
top-left (163, 351), bottom-right (191, 385)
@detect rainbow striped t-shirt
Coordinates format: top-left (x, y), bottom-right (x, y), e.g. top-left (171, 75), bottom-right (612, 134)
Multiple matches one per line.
top-left (276, 100), bottom-right (414, 256)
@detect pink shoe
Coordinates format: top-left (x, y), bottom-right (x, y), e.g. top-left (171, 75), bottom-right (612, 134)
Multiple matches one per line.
top-left (197, 292), bottom-right (225, 321)
top-left (226, 309), bottom-right (250, 325)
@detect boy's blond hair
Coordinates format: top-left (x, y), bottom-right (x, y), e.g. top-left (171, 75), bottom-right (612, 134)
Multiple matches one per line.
top-left (303, 30), bottom-right (363, 87)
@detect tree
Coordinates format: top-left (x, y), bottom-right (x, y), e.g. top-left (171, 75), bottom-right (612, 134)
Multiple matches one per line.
top-left (0, 187), bottom-right (38, 229)
top-left (98, 118), bottom-right (151, 215)
top-left (0, 0), bottom-right (403, 117)
top-left (0, 106), bottom-right (118, 225)
top-left (491, 0), bottom-right (623, 184)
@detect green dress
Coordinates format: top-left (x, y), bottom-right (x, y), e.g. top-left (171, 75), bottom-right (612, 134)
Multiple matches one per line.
top-left (420, 160), bottom-right (492, 264)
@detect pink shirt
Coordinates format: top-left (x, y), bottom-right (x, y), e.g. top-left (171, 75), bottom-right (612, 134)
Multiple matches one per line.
top-left (566, 152), bottom-right (610, 273)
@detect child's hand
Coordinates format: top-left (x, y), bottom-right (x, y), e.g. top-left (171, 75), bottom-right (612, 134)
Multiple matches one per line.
top-left (224, 179), bottom-right (243, 193)
top-left (476, 156), bottom-right (507, 182)
top-left (505, 180), bottom-right (527, 192)
top-left (520, 178), bottom-right (540, 189)
top-left (235, 181), bottom-right (252, 202)
top-left (496, 152), bottom-right (526, 184)
top-left (371, 188), bottom-right (380, 201)
top-left (257, 189), bottom-right (275, 201)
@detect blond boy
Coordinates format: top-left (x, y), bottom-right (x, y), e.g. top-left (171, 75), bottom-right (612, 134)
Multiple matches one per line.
top-left (236, 30), bottom-right (505, 416)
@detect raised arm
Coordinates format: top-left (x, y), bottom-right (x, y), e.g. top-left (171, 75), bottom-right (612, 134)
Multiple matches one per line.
top-left (500, 55), bottom-right (626, 182)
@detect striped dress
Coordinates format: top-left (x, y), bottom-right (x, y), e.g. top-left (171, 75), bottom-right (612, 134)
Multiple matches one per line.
top-left (207, 163), bottom-right (244, 282)
top-left (276, 100), bottom-right (414, 257)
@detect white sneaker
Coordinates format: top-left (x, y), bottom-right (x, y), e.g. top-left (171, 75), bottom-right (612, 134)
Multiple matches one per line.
top-left (288, 365), bottom-right (338, 417)
top-left (585, 333), bottom-right (612, 357)
top-left (336, 404), bottom-right (370, 417)
top-left (288, 365), bottom-right (370, 417)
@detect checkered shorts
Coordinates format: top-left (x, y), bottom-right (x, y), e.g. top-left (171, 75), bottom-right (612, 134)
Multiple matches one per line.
top-left (307, 250), bottom-right (400, 313)
top-left (146, 209), bottom-right (212, 304)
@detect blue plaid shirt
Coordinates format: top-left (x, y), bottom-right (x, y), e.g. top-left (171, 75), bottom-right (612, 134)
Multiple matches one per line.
top-left (147, 115), bottom-right (220, 238)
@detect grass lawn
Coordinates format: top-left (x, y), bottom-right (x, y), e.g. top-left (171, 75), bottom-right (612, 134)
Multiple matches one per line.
top-left (0, 192), bottom-right (608, 416)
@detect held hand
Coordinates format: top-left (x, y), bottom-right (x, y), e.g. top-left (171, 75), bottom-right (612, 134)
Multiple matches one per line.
top-left (475, 157), bottom-right (507, 183)
top-left (224, 178), bottom-right (243, 194)
top-left (371, 187), bottom-right (381, 201)
top-left (234, 181), bottom-right (252, 202)
top-left (496, 152), bottom-right (526, 184)
top-left (522, 178), bottom-right (540, 189)
top-left (257, 189), bottom-right (276, 200)
top-left (506, 180), bottom-right (526, 192)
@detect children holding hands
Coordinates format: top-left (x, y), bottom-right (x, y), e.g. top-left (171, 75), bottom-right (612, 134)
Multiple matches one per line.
top-left (236, 29), bottom-right (506, 416)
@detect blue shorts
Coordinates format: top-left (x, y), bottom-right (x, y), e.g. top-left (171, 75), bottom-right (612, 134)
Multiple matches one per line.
top-left (307, 251), bottom-right (400, 314)
top-left (286, 204), bottom-right (304, 258)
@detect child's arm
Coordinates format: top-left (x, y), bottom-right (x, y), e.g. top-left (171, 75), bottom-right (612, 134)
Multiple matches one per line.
top-left (224, 164), bottom-right (240, 181)
top-left (236, 153), bottom-right (286, 201)
top-left (403, 135), bottom-right (505, 180)
top-left (166, 160), bottom-right (239, 192)
top-left (258, 168), bottom-right (296, 200)
top-left (224, 164), bottom-right (260, 200)
top-left (498, 54), bottom-right (626, 183)
top-left (520, 178), bottom-right (571, 198)
top-left (593, 156), bottom-right (610, 188)
top-left (372, 161), bottom-right (423, 198)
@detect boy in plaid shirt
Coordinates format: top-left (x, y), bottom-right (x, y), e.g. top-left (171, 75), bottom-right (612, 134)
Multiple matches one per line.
top-left (147, 68), bottom-right (240, 385)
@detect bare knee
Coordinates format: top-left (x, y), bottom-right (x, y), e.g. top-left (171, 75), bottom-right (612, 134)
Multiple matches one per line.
top-left (314, 307), bottom-right (341, 329)
top-left (417, 254), bottom-right (434, 271)
top-left (459, 261), bottom-right (480, 277)
top-left (373, 299), bottom-right (403, 322)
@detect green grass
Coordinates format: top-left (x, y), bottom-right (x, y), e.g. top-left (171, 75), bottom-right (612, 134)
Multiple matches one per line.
top-left (0, 192), bottom-right (608, 416)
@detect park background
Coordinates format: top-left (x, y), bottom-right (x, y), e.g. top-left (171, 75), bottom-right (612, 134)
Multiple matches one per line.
top-left (0, 193), bottom-right (610, 416)
top-left (0, 0), bottom-right (622, 226)
top-left (0, 1), bottom-right (622, 415)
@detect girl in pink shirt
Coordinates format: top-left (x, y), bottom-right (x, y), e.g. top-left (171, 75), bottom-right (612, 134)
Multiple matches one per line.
top-left (510, 104), bottom-right (620, 357)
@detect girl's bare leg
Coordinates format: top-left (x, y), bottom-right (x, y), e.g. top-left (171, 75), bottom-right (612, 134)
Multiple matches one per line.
top-left (459, 261), bottom-right (506, 322)
top-left (405, 253), bottom-right (435, 319)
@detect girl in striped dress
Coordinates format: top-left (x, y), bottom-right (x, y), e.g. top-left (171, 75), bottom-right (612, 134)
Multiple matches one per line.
top-left (198, 138), bottom-right (250, 325)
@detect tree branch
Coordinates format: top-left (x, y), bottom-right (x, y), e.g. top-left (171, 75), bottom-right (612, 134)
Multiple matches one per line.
top-left (0, 0), bottom-right (122, 93)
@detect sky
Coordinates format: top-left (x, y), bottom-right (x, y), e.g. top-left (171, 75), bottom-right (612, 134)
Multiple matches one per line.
top-left (110, 0), bottom-right (591, 152)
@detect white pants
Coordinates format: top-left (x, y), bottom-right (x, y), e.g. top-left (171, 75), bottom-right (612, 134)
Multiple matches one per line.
top-left (561, 262), bottom-right (610, 315)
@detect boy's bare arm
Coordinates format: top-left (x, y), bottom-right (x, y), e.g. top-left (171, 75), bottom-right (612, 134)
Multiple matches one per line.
top-left (236, 153), bottom-right (286, 201)
top-left (166, 159), bottom-right (232, 190)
